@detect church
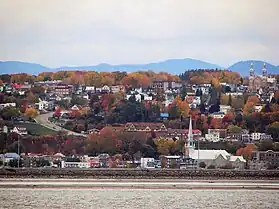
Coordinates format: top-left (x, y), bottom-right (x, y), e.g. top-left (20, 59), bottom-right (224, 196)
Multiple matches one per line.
top-left (181, 117), bottom-right (246, 169)
top-left (248, 63), bottom-right (268, 92)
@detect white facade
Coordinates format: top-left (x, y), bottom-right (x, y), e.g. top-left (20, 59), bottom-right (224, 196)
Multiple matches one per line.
top-left (219, 105), bottom-right (231, 114)
top-left (12, 127), bottom-right (27, 135)
top-left (205, 132), bottom-right (220, 142)
top-left (251, 133), bottom-right (261, 141)
top-left (61, 161), bottom-right (90, 168)
top-left (140, 158), bottom-right (155, 169)
top-left (36, 101), bottom-right (53, 110)
top-left (210, 112), bottom-right (225, 119)
top-left (0, 103), bottom-right (16, 108)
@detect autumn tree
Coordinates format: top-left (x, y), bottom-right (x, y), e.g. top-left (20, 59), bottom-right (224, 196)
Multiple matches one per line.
top-left (244, 96), bottom-right (260, 113)
top-left (220, 94), bottom-right (229, 105)
top-left (24, 107), bottom-right (38, 119)
top-left (168, 96), bottom-right (190, 119)
top-left (227, 125), bottom-right (242, 134)
top-left (236, 143), bottom-right (257, 161)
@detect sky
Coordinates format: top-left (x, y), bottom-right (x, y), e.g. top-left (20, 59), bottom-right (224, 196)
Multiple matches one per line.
top-left (0, 0), bottom-right (278, 68)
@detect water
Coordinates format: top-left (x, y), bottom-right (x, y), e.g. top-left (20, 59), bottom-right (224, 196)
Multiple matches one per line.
top-left (1, 188), bottom-right (279, 209)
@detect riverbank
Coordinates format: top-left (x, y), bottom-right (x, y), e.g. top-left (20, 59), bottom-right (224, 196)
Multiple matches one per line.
top-left (1, 168), bottom-right (279, 180)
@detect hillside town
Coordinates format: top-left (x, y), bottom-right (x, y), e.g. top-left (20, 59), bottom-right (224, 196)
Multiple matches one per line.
top-left (0, 64), bottom-right (279, 170)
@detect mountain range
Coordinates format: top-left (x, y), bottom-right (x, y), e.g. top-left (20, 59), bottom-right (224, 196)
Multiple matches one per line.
top-left (0, 59), bottom-right (278, 76)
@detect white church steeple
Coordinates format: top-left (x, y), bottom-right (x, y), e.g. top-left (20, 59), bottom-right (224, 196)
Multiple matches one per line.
top-left (185, 116), bottom-right (195, 157)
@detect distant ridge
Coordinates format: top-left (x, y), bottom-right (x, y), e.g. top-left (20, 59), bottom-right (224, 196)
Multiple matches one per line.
top-left (228, 60), bottom-right (278, 76)
top-left (0, 59), bottom-right (278, 76)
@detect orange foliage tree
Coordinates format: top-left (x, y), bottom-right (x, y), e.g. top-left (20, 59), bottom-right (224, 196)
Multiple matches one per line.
top-left (24, 107), bottom-right (38, 119)
top-left (236, 144), bottom-right (257, 161)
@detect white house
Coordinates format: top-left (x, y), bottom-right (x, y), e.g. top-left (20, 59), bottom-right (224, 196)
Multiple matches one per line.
top-left (254, 105), bottom-right (264, 112)
top-left (0, 103), bottom-right (16, 109)
top-left (210, 112), bottom-right (225, 119)
top-left (219, 105), bottom-right (231, 114)
top-left (205, 132), bottom-right (220, 142)
top-left (61, 161), bottom-right (90, 168)
top-left (140, 158), bottom-right (155, 169)
top-left (36, 100), bottom-right (53, 111)
top-left (11, 127), bottom-right (28, 135)
top-left (0, 153), bottom-right (20, 164)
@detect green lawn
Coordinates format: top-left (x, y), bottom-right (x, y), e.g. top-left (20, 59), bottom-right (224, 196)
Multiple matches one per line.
top-left (15, 123), bottom-right (57, 136)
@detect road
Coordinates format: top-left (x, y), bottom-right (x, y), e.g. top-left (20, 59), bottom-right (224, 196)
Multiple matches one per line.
top-left (35, 112), bottom-right (87, 137)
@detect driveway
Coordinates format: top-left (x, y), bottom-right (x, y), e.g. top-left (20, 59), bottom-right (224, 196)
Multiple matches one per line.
top-left (35, 112), bottom-right (87, 137)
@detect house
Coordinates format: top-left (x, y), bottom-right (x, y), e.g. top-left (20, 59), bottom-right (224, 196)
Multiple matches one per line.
top-left (208, 129), bottom-right (227, 138)
top-left (250, 150), bottom-right (279, 170)
top-left (210, 112), bottom-right (225, 119)
top-left (36, 100), bottom-right (54, 111)
top-left (61, 161), bottom-right (90, 168)
top-left (254, 105), bottom-right (264, 112)
top-left (0, 103), bottom-right (16, 109)
top-left (219, 105), bottom-right (231, 114)
top-left (225, 92), bottom-right (243, 96)
top-left (229, 156), bottom-right (246, 169)
top-left (71, 105), bottom-right (81, 111)
top-left (11, 127), bottom-right (28, 135)
top-left (85, 86), bottom-right (95, 93)
top-left (140, 158), bottom-right (155, 169)
top-left (54, 85), bottom-right (72, 96)
top-left (0, 152), bottom-right (20, 164)
top-left (162, 156), bottom-right (181, 168)
top-left (205, 132), bottom-right (220, 142)
top-left (111, 85), bottom-right (125, 93)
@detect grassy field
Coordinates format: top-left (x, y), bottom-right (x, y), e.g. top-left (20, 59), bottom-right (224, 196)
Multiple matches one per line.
top-left (15, 122), bottom-right (57, 135)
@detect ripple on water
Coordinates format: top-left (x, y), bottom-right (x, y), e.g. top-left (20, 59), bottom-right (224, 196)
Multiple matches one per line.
top-left (1, 188), bottom-right (279, 209)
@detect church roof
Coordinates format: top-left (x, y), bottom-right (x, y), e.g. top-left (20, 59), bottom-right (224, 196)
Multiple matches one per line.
top-left (189, 150), bottom-right (230, 160)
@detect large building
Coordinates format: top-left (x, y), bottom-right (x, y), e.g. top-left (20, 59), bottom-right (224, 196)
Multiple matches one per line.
top-left (248, 63), bottom-right (276, 92)
top-left (182, 117), bottom-right (246, 169)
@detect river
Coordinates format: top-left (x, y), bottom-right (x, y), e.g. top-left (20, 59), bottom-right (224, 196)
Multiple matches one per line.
top-left (1, 179), bottom-right (279, 208)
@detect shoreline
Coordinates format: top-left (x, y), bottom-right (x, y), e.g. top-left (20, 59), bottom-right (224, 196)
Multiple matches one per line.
top-left (1, 179), bottom-right (279, 190)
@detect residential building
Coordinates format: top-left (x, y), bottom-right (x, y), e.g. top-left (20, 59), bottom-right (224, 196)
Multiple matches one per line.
top-left (140, 158), bottom-right (155, 169)
top-left (250, 150), bottom-right (279, 170)
top-left (11, 127), bottom-right (28, 135)
top-left (208, 129), bottom-right (227, 138)
top-left (162, 156), bottom-right (181, 168)
top-left (61, 161), bottom-right (91, 168)
top-left (0, 153), bottom-right (20, 164)
top-left (210, 112), bottom-right (225, 119)
top-left (54, 85), bottom-right (72, 96)
top-left (219, 105), bottom-right (231, 114)
top-left (36, 100), bottom-right (54, 111)
top-left (205, 132), bottom-right (220, 142)
top-left (0, 103), bottom-right (16, 109)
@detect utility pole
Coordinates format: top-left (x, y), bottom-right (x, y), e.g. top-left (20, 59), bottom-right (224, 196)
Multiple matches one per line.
top-left (17, 134), bottom-right (20, 168)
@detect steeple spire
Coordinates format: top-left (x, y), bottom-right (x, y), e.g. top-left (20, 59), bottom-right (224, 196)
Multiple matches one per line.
top-left (185, 116), bottom-right (195, 157)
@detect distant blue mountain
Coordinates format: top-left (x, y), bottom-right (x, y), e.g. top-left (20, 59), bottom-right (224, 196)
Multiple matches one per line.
top-left (228, 60), bottom-right (278, 76)
top-left (0, 61), bottom-right (50, 75)
top-left (0, 59), bottom-right (278, 76)
top-left (57, 58), bottom-right (223, 74)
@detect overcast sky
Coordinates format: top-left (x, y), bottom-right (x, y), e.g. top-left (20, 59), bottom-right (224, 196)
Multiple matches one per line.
top-left (0, 0), bottom-right (278, 68)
